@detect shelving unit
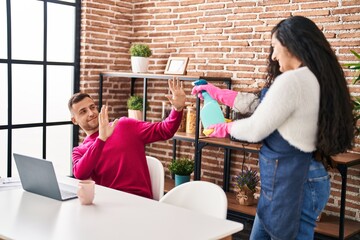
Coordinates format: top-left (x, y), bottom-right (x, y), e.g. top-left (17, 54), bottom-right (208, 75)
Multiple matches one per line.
top-left (99, 71), bottom-right (360, 240)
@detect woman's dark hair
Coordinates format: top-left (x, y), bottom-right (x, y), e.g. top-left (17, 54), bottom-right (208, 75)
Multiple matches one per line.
top-left (265, 47), bottom-right (281, 88)
top-left (266, 16), bottom-right (354, 167)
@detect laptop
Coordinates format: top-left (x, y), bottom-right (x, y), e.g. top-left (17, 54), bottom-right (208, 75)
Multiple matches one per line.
top-left (13, 153), bottom-right (78, 201)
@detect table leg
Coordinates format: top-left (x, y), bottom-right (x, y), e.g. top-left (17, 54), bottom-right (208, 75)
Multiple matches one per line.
top-left (171, 139), bottom-right (177, 179)
top-left (337, 164), bottom-right (347, 240)
top-left (223, 148), bottom-right (231, 191)
top-left (195, 142), bottom-right (207, 180)
top-left (130, 78), bottom-right (135, 96)
top-left (143, 78), bottom-right (148, 121)
top-left (99, 73), bottom-right (103, 109)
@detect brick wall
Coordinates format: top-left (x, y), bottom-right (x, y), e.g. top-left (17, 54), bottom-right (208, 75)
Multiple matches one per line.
top-left (80, 0), bottom-right (360, 221)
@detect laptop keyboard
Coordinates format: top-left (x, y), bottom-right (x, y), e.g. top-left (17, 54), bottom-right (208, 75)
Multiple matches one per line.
top-left (59, 183), bottom-right (77, 199)
top-left (60, 189), bottom-right (77, 199)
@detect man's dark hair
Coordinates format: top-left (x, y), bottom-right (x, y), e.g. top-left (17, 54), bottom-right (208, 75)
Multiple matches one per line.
top-left (68, 92), bottom-right (92, 112)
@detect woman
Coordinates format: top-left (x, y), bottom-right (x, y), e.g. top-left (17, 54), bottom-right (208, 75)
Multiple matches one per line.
top-left (192, 16), bottom-right (354, 239)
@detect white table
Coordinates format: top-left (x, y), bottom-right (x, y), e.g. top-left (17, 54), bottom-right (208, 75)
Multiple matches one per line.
top-left (0, 177), bottom-right (243, 240)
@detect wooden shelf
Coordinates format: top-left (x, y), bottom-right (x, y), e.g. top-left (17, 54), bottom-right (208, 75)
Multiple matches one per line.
top-left (164, 178), bottom-right (360, 239)
top-left (199, 137), bottom-right (261, 152)
top-left (332, 152), bottom-right (360, 167)
top-left (226, 192), bottom-right (257, 217)
top-left (173, 132), bottom-right (204, 141)
top-left (173, 132), bottom-right (261, 153)
top-left (101, 71), bottom-right (232, 82)
top-left (315, 215), bottom-right (360, 239)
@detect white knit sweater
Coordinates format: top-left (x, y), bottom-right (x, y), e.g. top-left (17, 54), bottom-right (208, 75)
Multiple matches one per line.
top-left (231, 67), bottom-right (320, 152)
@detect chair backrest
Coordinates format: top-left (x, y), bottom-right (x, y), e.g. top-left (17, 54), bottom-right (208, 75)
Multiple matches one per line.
top-left (159, 181), bottom-right (228, 219)
top-left (146, 156), bottom-right (164, 201)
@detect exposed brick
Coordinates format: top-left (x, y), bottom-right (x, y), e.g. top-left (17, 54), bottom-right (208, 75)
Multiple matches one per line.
top-left (333, 7), bottom-right (360, 15)
top-left (178, 23), bottom-right (204, 30)
top-left (293, 9), bottom-right (330, 16)
top-left (325, 23), bottom-right (360, 31)
top-left (228, 14), bottom-right (258, 21)
top-left (204, 9), bottom-right (233, 16)
top-left (300, 2), bottom-right (338, 9)
top-left (259, 0), bottom-right (290, 5)
top-left (180, 0), bottom-right (206, 6)
top-left (155, 2), bottom-right (180, 7)
top-left (265, 4), bottom-right (299, 11)
top-left (199, 16), bottom-right (227, 23)
top-left (227, 2), bottom-right (257, 8)
top-left (173, 6), bottom-right (197, 13)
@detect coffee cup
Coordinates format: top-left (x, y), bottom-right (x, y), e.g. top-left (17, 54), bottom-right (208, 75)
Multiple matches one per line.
top-left (77, 180), bottom-right (95, 205)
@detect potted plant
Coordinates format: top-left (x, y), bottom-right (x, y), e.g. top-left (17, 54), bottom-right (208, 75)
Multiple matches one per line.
top-left (168, 158), bottom-right (194, 186)
top-left (127, 95), bottom-right (144, 120)
top-left (344, 50), bottom-right (360, 135)
top-left (129, 43), bottom-right (152, 73)
top-left (233, 168), bottom-right (259, 206)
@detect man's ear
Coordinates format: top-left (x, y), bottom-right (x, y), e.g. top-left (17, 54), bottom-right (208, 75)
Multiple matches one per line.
top-left (71, 117), bottom-right (78, 125)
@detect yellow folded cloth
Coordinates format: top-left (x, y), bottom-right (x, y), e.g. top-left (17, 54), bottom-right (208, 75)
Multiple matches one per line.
top-left (203, 128), bottom-right (214, 136)
top-left (203, 119), bottom-right (232, 136)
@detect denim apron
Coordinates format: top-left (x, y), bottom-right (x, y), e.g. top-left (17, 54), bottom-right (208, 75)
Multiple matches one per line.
top-left (256, 88), bottom-right (312, 239)
top-left (258, 131), bottom-right (312, 239)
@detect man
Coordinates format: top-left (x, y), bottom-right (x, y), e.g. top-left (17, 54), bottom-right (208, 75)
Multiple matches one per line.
top-left (68, 79), bottom-right (186, 199)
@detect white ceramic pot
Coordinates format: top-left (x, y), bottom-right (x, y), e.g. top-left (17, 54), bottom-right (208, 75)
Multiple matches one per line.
top-left (131, 56), bottom-right (149, 73)
top-left (128, 109), bottom-right (143, 120)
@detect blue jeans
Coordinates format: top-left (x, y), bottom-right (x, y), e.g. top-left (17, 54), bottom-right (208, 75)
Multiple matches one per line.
top-left (297, 160), bottom-right (330, 239)
top-left (250, 160), bottom-right (330, 240)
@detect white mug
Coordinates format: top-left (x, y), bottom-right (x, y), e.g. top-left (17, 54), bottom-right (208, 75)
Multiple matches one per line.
top-left (77, 180), bottom-right (95, 205)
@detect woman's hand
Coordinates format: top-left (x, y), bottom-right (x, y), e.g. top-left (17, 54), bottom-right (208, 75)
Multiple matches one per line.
top-left (191, 83), bottom-right (238, 107)
top-left (205, 122), bottom-right (233, 138)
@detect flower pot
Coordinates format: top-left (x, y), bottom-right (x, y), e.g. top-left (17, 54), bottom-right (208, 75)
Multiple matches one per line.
top-left (131, 56), bottom-right (149, 73)
top-left (175, 174), bottom-right (190, 186)
top-left (128, 109), bottom-right (143, 120)
top-left (236, 186), bottom-right (256, 206)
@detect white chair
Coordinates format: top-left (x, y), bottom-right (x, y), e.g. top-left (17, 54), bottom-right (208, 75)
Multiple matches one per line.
top-left (146, 156), bottom-right (165, 201)
top-left (159, 181), bottom-right (228, 219)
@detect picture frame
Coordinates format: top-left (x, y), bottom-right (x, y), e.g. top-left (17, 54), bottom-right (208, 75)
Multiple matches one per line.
top-left (164, 57), bottom-right (189, 75)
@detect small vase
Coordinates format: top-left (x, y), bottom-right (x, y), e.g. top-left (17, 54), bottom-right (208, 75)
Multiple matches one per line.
top-left (175, 174), bottom-right (190, 186)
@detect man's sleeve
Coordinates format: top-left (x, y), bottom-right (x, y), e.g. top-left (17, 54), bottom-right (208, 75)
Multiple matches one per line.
top-left (72, 138), bottom-right (105, 179)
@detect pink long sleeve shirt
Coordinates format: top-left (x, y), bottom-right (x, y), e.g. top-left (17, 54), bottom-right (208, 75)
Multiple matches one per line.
top-left (72, 109), bottom-right (182, 199)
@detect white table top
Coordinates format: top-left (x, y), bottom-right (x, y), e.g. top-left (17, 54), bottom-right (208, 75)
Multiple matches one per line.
top-left (0, 177), bottom-right (243, 240)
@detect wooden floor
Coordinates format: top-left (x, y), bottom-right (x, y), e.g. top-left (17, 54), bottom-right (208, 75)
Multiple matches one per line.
top-left (164, 178), bottom-right (360, 239)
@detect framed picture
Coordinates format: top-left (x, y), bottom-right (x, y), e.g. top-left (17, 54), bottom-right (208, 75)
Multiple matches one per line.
top-left (164, 57), bottom-right (189, 75)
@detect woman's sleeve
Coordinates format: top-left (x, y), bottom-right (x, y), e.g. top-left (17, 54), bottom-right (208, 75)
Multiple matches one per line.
top-left (230, 73), bottom-right (300, 142)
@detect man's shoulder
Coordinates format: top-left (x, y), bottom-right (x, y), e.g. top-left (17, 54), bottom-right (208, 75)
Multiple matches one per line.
top-left (117, 116), bottom-right (138, 124)
top-left (114, 116), bottom-right (141, 130)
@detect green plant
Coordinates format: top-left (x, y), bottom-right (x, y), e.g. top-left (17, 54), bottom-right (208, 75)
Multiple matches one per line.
top-left (344, 50), bottom-right (360, 84)
top-left (127, 95), bottom-right (143, 110)
top-left (168, 158), bottom-right (194, 176)
top-left (344, 50), bottom-right (360, 134)
top-left (234, 169), bottom-right (259, 193)
top-left (129, 44), bottom-right (152, 57)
